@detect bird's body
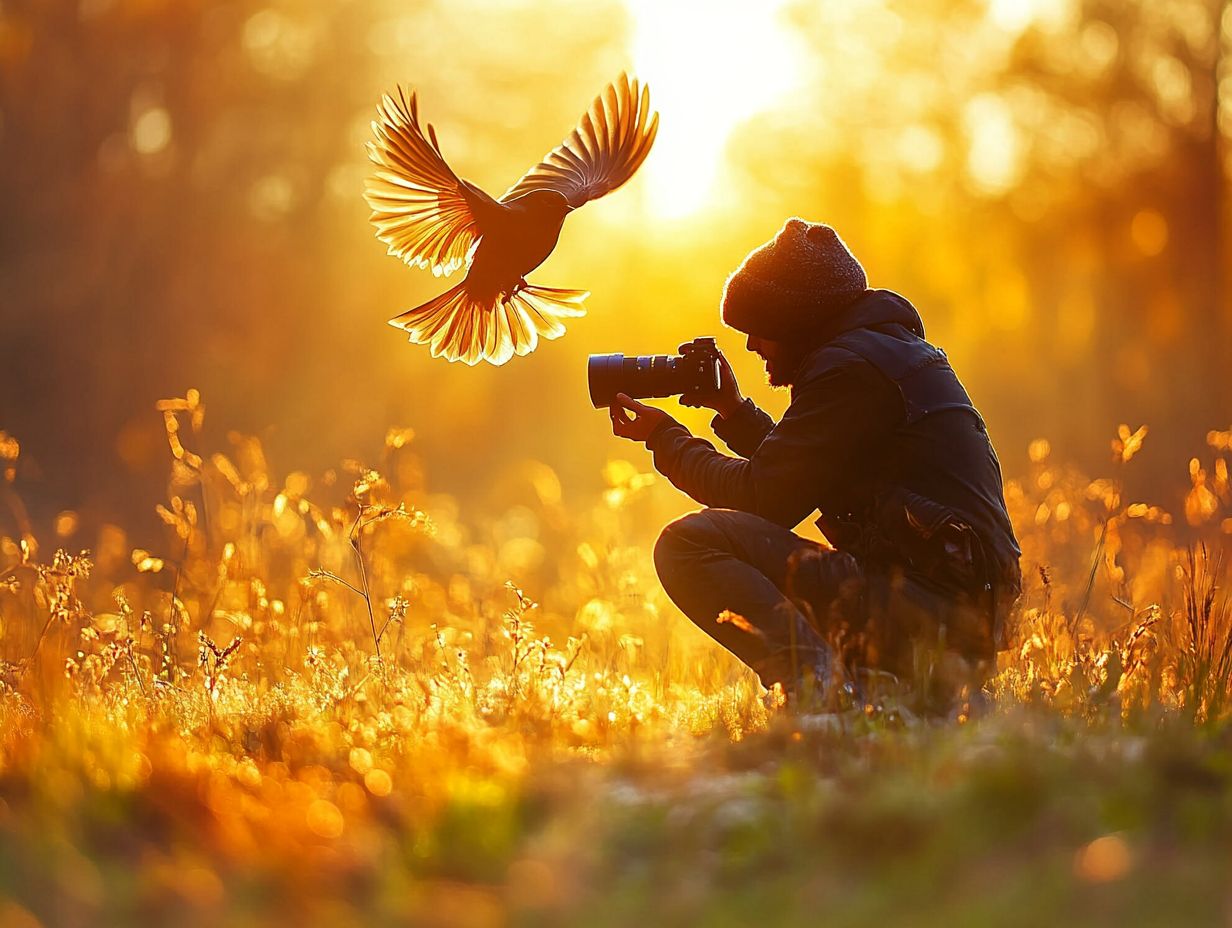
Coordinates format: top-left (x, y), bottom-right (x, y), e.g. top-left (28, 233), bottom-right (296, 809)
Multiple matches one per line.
top-left (462, 190), bottom-right (570, 304)
top-left (365, 75), bottom-right (658, 365)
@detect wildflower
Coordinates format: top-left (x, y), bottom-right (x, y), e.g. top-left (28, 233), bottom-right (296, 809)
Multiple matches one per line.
top-left (717, 610), bottom-right (764, 638)
top-left (1111, 424), bottom-right (1147, 464)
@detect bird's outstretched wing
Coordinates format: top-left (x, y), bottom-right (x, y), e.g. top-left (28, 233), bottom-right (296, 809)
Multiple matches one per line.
top-left (365, 88), bottom-right (500, 277)
top-left (500, 74), bottom-right (659, 208)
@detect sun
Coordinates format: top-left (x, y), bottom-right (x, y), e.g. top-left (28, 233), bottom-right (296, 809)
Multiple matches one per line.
top-left (623, 0), bottom-right (804, 221)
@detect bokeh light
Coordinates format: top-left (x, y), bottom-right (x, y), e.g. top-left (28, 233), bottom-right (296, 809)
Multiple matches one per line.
top-left (2, 6), bottom-right (1232, 916)
top-left (625, 0), bottom-right (804, 219)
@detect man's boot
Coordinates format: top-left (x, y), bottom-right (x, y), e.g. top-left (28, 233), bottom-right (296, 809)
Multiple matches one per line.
top-left (750, 633), bottom-right (858, 709)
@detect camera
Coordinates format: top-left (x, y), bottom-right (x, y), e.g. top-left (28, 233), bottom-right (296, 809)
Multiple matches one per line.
top-left (588, 337), bottom-right (722, 408)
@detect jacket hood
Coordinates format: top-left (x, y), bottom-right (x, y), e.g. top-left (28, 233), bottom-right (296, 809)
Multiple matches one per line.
top-left (824, 289), bottom-right (925, 340)
top-left (789, 290), bottom-right (927, 390)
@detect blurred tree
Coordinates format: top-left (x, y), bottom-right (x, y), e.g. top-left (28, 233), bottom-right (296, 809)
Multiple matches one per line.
top-left (0, 0), bottom-right (1227, 541)
top-left (730, 0), bottom-right (1231, 498)
top-left (0, 0), bottom-right (627, 533)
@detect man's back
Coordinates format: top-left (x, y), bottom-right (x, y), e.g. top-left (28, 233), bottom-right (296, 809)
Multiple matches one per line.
top-left (791, 289), bottom-right (1021, 595)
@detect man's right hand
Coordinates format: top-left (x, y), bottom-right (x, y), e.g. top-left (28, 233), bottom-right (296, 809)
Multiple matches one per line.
top-left (680, 350), bottom-right (745, 419)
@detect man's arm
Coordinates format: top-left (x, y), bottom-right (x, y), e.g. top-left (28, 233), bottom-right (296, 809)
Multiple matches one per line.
top-left (676, 349), bottom-right (772, 458)
top-left (710, 399), bottom-right (774, 458)
top-left (643, 358), bottom-right (899, 528)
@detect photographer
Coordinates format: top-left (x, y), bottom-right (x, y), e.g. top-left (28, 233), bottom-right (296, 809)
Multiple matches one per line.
top-left (609, 219), bottom-right (1021, 701)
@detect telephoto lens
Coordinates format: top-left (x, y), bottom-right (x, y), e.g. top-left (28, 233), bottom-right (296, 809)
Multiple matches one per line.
top-left (588, 338), bottom-right (721, 408)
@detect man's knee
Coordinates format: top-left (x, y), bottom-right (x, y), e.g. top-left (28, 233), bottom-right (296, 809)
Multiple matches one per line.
top-left (786, 547), bottom-right (865, 629)
top-left (787, 547), bottom-right (862, 601)
top-left (653, 508), bottom-right (733, 581)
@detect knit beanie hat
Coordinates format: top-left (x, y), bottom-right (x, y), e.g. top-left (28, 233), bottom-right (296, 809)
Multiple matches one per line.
top-left (721, 218), bottom-right (868, 339)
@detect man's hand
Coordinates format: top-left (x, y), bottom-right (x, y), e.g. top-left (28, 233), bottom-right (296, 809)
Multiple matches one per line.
top-left (610, 393), bottom-right (675, 442)
top-left (679, 350), bottom-right (745, 419)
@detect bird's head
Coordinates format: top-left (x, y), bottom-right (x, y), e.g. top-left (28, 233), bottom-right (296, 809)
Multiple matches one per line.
top-left (517, 189), bottom-right (574, 218)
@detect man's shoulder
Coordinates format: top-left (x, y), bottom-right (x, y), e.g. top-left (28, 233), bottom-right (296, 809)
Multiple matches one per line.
top-left (791, 289), bottom-right (931, 389)
top-left (792, 334), bottom-right (889, 393)
top-left (794, 342), bottom-right (873, 385)
top-left (796, 318), bottom-right (947, 388)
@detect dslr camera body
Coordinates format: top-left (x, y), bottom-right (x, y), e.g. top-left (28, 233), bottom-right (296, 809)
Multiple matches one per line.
top-left (588, 337), bottom-right (722, 408)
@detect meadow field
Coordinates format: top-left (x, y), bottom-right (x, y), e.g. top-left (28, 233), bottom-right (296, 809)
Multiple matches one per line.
top-left (0, 394), bottom-right (1229, 926)
top-left (3, 4), bottom-right (1232, 922)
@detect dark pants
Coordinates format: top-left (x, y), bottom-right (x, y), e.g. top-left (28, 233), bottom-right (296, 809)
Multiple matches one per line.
top-left (653, 508), bottom-right (996, 690)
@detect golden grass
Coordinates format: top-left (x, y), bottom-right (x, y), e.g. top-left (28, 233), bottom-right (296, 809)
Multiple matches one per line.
top-left (0, 394), bottom-right (1229, 924)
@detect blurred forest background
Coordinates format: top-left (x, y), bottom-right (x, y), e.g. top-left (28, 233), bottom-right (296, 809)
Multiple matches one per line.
top-left (1, 0), bottom-right (1230, 540)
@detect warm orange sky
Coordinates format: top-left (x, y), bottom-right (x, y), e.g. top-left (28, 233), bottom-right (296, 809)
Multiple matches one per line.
top-left (616, 0), bottom-right (1082, 221)
top-left (1, 0), bottom-right (1228, 533)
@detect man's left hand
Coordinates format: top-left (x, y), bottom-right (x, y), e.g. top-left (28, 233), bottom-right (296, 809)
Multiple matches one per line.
top-left (610, 393), bottom-right (675, 443)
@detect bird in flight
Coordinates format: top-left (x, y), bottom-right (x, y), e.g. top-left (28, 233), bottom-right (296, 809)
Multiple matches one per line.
top-left (365, 74), bottom-right (659, 366)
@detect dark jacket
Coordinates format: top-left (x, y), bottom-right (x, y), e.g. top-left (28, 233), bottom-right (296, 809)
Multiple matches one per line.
top-left (647, 289), bottom-right (1021, 600)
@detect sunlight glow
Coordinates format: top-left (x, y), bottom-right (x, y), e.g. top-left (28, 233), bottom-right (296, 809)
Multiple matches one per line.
top-left (624, 0), bottom-right (803, 220)
top-left (986, 0), bottom-right (1072, 34)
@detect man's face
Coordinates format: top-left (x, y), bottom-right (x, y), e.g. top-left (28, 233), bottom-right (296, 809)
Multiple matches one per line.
top-left (746, 334), bottom-right (803, 388)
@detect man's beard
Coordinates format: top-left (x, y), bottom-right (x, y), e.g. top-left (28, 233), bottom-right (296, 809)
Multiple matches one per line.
top-left (765, 362), bottom-right (793, 389)
top-left (763, 342), bottom-right (812, 388)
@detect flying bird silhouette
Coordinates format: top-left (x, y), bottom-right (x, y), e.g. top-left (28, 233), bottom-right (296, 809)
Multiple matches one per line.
top-left (365, 74), bottom-right (659, 366)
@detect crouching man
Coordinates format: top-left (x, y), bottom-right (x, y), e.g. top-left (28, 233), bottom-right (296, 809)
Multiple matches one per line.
top-left (609, 218), bottom-right (1022, 700)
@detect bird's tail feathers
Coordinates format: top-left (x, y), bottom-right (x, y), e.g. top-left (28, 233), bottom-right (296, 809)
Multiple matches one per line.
top-left (389, 283), bottom-right (588, 366)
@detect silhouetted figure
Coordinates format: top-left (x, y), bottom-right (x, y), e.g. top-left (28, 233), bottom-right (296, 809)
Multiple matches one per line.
top-left (610, 219), bottom-right (1022, 701)
top-left (365, 74), bottom-right (658, 366)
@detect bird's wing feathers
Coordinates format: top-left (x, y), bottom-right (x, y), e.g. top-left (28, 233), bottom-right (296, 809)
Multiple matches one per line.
top-left (500, 73), bottom-right (659, 208)
top-left (365, 87), bottom-right (500, 276)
